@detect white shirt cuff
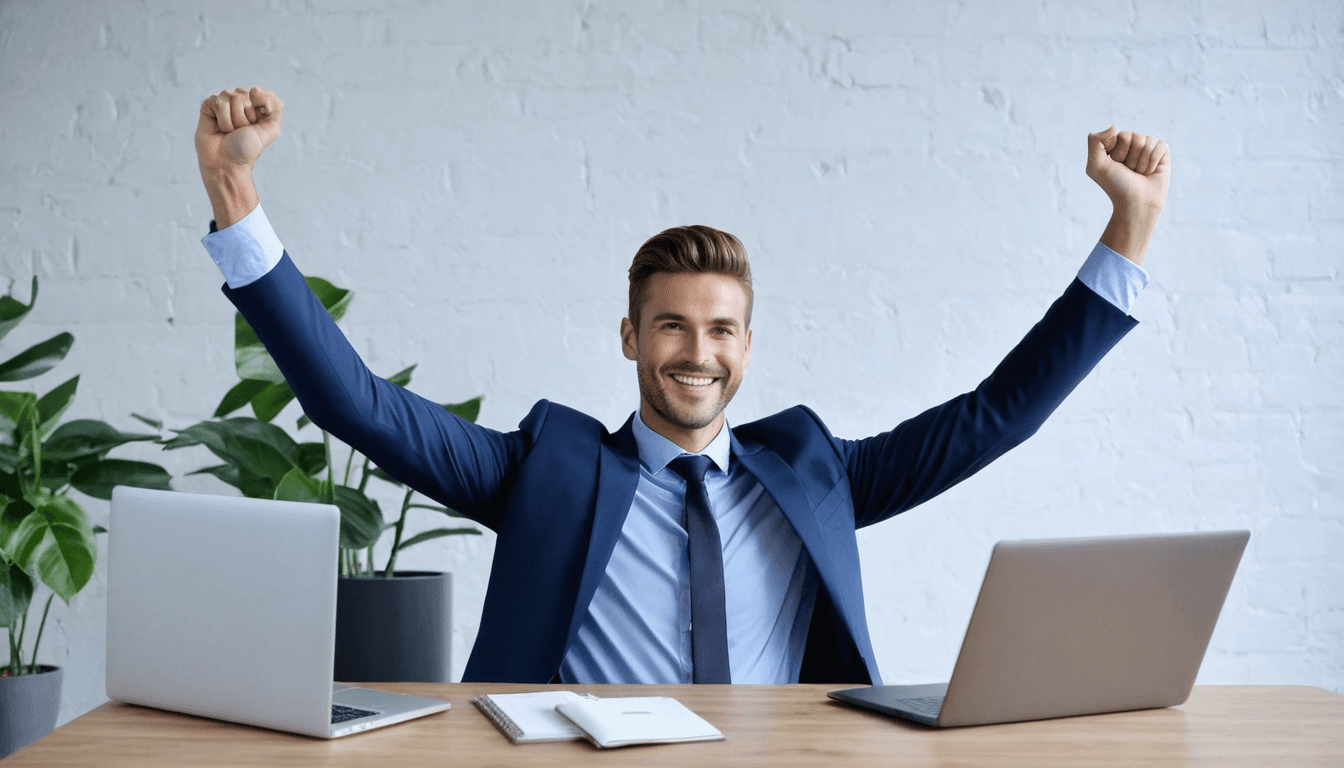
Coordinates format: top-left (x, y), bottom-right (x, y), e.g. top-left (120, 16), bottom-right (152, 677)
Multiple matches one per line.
top-left (1076, 241), bottom-right (1149, 315)
top-left (201, 205), bottom-right (285, 289)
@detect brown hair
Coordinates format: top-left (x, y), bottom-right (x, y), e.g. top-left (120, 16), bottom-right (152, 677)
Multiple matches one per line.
top-left (627, 225), bottom-right (754, 331)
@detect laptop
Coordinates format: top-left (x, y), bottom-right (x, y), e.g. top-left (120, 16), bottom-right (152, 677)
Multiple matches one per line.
top-left (828, 530), bottom-right (1250, 728)
top-left (106, 487), bottom-right (452, 738)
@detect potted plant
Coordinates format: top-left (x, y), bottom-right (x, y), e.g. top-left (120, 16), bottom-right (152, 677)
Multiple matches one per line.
top-left (0, 277), bottom-right (171, 759)
top-left (161, 275), bottom-right (480, 682)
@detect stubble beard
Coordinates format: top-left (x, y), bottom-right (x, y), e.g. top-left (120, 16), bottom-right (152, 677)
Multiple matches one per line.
top-left (636, 356), bottom-right (741, 432)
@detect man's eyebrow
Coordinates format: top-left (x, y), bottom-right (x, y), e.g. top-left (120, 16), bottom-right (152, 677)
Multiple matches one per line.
top-left (649, 312), bottom-right (742, 329)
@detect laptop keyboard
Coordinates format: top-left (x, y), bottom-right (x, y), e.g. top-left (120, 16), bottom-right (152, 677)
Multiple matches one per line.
top-left (901, 695), bottom-right (945, 719)
top-left (332, 703), bottom-right (380, 724)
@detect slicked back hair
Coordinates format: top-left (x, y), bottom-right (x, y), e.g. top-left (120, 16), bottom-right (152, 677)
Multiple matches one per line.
top-left (627, 225), bottom-right (754, 332)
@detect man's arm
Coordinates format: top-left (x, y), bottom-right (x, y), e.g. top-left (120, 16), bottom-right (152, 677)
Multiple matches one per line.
top-left (196, 87), bottom-right (280, 229)
top-left (193, 87), bottom-right (527, 528)
top-left (1087, 125), bottom-right (1171, 267)
top-left (841, 127), bottom-right (1169, 526)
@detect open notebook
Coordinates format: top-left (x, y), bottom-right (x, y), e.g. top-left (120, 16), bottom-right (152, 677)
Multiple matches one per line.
top-left (474, 691), bottom-right (723, 748)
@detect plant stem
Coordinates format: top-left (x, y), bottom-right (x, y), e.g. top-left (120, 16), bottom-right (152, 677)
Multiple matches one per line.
top-left (357, 456), bottom-right (371, 494)
top-left (321, 430), bottom-right (335, 504)
top-left (365, 546), bottom-right (374, 577)
top-left (11, 608), bottom-right (27, 676)
top-left (6, 621), bottom-right (19, 676)
top-left (343, 445), bottom-right (356, 487)
top-left (28, 593), bottom-right (53, 674)
top-left (383, 488), bottom-right (413, 578)
top-left (30, 410), bottom-right (42, 490)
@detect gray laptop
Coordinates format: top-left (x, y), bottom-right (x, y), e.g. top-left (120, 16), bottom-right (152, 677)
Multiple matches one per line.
top-left (106, 487), bottom-right (451, 738)
top-left (828, 530), bottom-right (1249, 727)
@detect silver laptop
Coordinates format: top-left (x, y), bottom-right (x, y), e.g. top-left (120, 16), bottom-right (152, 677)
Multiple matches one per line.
top-left (828, 530), bottom-right (1249, 727)
top-left (106, 487), bottom-right (451, 738)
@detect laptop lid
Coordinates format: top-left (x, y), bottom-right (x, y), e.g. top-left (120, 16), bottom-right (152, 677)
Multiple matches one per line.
top-left (107, 487), bottom-right (341, 738)
top-left (830, 530), bottom-right (1249, 727)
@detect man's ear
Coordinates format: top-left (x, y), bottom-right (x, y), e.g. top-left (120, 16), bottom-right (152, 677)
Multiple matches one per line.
top-left (620, 317), bottom-right (638, 361)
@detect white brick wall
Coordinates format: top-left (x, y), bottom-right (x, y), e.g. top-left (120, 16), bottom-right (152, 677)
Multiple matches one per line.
top-left (1, 0), bottom-right (1339, 726)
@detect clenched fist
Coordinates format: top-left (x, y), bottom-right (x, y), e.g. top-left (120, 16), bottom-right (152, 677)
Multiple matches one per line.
top-left (1086, 126), bottom-right (1171, 213)
top-left (196, 87), bottom-right (284, 229)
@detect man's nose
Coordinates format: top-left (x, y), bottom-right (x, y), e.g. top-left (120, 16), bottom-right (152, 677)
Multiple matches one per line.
top-left (684, 330), bottom-right (711, 364)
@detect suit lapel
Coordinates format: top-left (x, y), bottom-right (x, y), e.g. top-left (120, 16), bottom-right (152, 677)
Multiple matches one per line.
top-left (731, 431), bottom-right (856, 624)
top-left (731, 434), bottom-right (829, 576)
top-left (565, 415), bottom-right (642, 643)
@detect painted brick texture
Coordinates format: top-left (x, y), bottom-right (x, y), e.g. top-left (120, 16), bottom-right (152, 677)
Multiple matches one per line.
top-left (1, 1), bottom-right (1340, 726)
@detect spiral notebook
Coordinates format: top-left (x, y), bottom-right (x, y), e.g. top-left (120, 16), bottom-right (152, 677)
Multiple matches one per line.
top-left (473, 691), bottom-right (593, 743)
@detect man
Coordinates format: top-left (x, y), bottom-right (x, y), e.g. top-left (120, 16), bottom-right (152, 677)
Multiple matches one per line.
top-left (195, 86), bottom-right (1169, 685)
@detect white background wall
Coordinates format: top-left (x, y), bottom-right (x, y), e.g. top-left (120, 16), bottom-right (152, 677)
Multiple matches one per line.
top-left (1, 1), bottom-right (1339, 726)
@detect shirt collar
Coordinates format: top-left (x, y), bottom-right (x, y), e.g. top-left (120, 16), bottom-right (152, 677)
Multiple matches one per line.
top-left (631, 408), bottom-right (732, 478)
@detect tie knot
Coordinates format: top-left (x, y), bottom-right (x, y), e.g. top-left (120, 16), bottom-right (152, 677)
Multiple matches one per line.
top-left (669, 454), bottom-right (714, 485)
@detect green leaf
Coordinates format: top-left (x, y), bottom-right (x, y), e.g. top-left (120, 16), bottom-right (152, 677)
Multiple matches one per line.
top-left (0, 448), bottom-right (19, 476)
top-left (0, 497), bottom-right (34, 563)
top-left (304, 277), bottom-right (353, 322)
top-left (234, 309), bottom-right (262, 353)
top-left (10, 494), bottom-right (95, 603)
top-left (0, 277), bottom-right (38, 345)
top-left (250, 380), bottom-right (295, 423)
top-left (407, 503), bottom-right (470, 519)
top-left (187, 464), bottom-right (278, 499)
top-left (187, 463), bottom-right (239, 484)
top-left (35, 461), bottom-right (73, 493)
top-left (0, 332), bottom-right (74, 383)
top-left (213, 378), bottom-right (270, 418)
top-left (273, 467), bottom-right (326, 504)
top-left (70, 459), bottom-right (172, 500)
top-left (0, 561), bottom-right (34, 628)
top-left (385, 364), bottom-right (416, 388)
top-left (169, 419), bottom-right (299, 484)
top-left (395, 526), bottom-right (481, 552)
top-left (234, 344), bottom-right (286, 384)
top-left (34, 375), bottom-right (78, 440)
top-left (369, 466), bottom-right (403, 487)
top-left (443, 396), bottom-right (483, 424)
top-left (129, 413), bottom-right (162, 430)
top-left (296, 412), bottom-right (313, 431)
top-left (295, 443), bottom-right (327, 476)
top-left (42, 420), bottom-right (158, 463)
top-left (0, 391), bottom-right (38, 449)
top-left (0, 468), bottom-right (20, 498)
top-left (334, 485), bottom-right (382, 550)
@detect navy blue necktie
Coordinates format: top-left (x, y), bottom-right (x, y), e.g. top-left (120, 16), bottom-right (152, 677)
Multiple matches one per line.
top-left (669, 454), bottom-right (731, 684)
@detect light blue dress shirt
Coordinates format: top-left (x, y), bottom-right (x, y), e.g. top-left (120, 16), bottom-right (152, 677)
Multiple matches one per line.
top-left (204, 207), bottom-right (1150, 683)
top-left (558, 411), bottom-right (820, 684)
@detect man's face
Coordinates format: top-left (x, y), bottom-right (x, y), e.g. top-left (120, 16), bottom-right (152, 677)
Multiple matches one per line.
top-left (621, 272), bottom-right (753, 451)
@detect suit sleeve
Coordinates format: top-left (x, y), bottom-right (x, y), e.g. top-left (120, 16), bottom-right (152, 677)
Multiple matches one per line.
top-left (222, 253), bottom-right (529, 531)
top-left (840, 279), bottom-right (1137, 529)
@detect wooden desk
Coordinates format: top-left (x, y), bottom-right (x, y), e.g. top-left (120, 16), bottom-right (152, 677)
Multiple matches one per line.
top-left (6, 684), bottom-right (1342, 766)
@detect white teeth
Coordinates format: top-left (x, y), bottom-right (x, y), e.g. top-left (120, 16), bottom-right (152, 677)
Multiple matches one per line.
top-left (671, 374), bottom-right (715, 386)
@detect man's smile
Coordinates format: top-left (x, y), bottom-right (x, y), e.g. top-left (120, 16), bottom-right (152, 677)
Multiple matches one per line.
top-left (669, 372), bottom-right (719, 387)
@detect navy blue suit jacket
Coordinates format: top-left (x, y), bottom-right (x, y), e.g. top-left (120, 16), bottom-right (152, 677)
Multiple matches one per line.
top-left (225, 256), bottom-right (1137, 684)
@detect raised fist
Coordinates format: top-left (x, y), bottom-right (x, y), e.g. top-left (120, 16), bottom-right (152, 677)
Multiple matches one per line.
top-left (196, 86), bottom-right (284, 179)
top-left (1086, 126), bottom-right (1171, 213)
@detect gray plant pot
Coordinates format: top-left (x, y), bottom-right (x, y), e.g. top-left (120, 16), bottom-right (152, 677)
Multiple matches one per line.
top-left (0, 665), bottom-right (62, 760)
top-left (334, 571), bottom-right (451, 683)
